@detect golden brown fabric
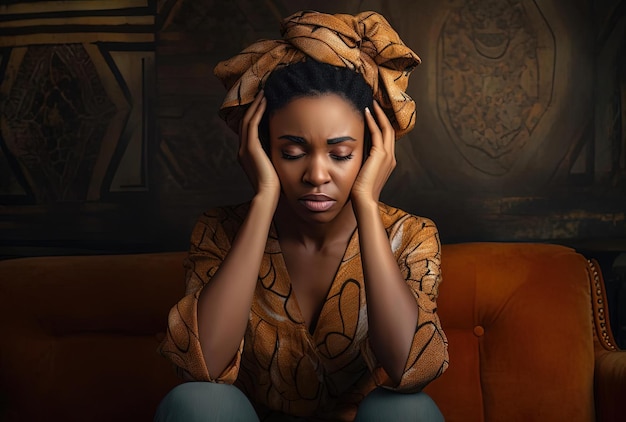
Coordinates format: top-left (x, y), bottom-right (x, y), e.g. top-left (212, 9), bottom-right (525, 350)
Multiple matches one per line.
top-left (214, 10), bottom-right (421, 139)
top-left (159, 202), bottom-right (448, 421)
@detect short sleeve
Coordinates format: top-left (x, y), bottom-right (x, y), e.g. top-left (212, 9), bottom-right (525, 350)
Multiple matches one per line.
top-left (158, 208), bottom-right (244, 383)
top-left (362, 214), bottom-right (449, 392)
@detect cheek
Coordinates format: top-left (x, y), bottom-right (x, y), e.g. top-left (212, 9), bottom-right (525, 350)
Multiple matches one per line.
top-left (269, 148), bottom-right (289, 178)
top-left (341, 161), bottom-right (362, 186)
top-left (272, 163), bottom-right (289, 184)
top-left (270, 160), bottom-right (299, 189)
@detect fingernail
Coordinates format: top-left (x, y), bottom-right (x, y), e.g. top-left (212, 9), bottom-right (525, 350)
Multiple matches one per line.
top-left (365, 106), bottom-right (371, 114)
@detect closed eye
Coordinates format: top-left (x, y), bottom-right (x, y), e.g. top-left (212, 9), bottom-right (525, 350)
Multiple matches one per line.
top-left (281, 152), bottom-right (305, 160)
top-left (331, 154), bottom-right (354, 161)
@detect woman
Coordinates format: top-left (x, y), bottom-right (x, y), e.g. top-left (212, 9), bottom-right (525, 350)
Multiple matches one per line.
top-left (156, 10), bottom-right (448, 421)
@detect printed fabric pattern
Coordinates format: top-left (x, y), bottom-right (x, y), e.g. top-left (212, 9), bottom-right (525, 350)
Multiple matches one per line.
top-left (214, 10), bottom-right (421, 139)
top-left (159, 202), bottom-right (448, 421)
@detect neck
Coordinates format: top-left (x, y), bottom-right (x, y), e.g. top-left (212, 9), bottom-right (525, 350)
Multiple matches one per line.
top-left (273, 198), bottom-right (358, 251)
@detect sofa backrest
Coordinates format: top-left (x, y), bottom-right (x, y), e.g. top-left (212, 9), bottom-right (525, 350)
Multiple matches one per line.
top-left (0, 243), bottom-right (599, 421)
top-left (425, 242), bottom-right (596, 422)
top-left (0, 252), bottom-right (187, 422)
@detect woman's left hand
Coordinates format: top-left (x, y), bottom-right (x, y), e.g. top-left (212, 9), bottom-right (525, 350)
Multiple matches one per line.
top-left (351, 100), bottom-right (396, 205)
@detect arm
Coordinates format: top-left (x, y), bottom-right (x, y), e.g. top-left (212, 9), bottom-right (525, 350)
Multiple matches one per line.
top-left (196, 193), bottom-right (276, 377)
top-left (595, 345), bottom-right (626, 421)
top-left (353, 102), bottom-right (448, 388)
top-left (353, 199), bottom-right (418, 385)
top-left (160, 92), bottom-right (280, 380)
top-left (352, 102), bottom-right (416, 384)
top-left (197, 92), bottom-right (280, 378)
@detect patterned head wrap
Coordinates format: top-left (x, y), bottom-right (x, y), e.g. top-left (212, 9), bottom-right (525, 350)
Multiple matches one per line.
top-left (214, 10), bottom-right (421, 139)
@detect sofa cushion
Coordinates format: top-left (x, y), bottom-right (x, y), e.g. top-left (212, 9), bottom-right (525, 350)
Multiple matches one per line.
top-left (425, 243), bottom-right (595, 422)
top-left (0, 244), bottom-right (600, 421)
top-left (0, 252), bottom-right (187, 421)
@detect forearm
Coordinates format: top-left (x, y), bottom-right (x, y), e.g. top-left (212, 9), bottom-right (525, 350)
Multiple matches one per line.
top-left (353, 199), bottom-right (419, 385)
top-left (197, 192), bottom-right (277, 377)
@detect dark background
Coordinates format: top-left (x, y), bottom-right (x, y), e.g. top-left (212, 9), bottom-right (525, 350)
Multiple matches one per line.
top-left (0, 0), bottom-right (625, 345)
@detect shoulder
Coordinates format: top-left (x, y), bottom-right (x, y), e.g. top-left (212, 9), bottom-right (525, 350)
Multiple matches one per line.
top-left (377, 202), bottom-right (438, 237)
top-left (377, 202), bottom-right (440, 259)
top-left (192, 201), bottom-right (251, 240)
top-left (198, 201), bottom-right (250, 223)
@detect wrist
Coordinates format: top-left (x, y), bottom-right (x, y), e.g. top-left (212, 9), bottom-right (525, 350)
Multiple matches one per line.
top-left (252, 189), bottom-right (280, 211)
top-left (351, 195), bottom-right (379, 216)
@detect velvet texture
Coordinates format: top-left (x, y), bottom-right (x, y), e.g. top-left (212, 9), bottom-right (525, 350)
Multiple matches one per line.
top-left (0, 244), bottom-right (624, 421)
top-left (0, 253), bottom-right (185, 422)
top-left (423, 243), bottom-right (600, 421)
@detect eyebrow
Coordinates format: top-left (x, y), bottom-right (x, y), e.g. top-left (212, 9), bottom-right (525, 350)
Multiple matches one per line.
top-left (327, 136), bottom-right (356, 144)
top-left (278, 135), bottom-right (356, 145)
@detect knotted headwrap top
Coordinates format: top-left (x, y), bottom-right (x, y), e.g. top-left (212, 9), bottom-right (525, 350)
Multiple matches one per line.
top-left (214, 10), bottom-right (421, 139)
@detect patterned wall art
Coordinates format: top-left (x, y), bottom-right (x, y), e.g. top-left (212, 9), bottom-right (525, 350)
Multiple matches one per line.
top-left (423, 0), bottom-right (576, 192)
top-left (0, 0), bottom-right (623, 254)
top-left (0, 0), bottom-right (156, 204)
top-left (436, 0), bottom-right (555, 176)
top-left (113, 0), bottom-right (626, 238)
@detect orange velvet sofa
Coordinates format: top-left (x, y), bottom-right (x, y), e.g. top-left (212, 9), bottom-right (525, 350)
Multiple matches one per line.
top-left (0, 243), bottom-right (624, 421)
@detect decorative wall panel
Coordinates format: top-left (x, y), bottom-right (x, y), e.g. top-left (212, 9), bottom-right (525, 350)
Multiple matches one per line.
top-left (437, 0), bottom-right (555, 176)
top-left (0, 1), bottom-right (157, 254)
top-left (0, 0), bottom-right (624, 256)
top-left (0, 1), bottom-right (155, 204)
top-left (1, 44), bottom-right (126, 202)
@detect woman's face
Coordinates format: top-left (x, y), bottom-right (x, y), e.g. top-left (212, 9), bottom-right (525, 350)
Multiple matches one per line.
top-left (269, 94), bottom-right (364, 225)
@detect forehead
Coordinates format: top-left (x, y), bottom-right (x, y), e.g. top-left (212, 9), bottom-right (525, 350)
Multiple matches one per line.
top-left (269, 94), bottom-right (363, 135)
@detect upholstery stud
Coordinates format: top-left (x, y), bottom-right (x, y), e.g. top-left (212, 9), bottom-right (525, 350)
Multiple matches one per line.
top-left (473, 326), bottom-right (485, 337)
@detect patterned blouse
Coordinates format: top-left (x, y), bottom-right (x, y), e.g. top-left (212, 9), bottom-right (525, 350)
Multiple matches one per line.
top-left (159, 202), bottom-right (448, 421)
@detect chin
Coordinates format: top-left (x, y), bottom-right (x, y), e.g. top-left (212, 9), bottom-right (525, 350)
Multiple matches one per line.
top-left (303, 212), bottom-right (338, 225)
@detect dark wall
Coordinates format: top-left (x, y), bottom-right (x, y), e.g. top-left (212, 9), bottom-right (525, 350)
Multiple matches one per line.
top-left (1, 0), bottom-right (625, 258)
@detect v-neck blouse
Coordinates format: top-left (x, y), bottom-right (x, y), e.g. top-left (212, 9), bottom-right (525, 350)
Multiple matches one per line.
top-left (159, 202), bottom-right (448, 421)
top-left (268, 218), bottom-right (359, 340)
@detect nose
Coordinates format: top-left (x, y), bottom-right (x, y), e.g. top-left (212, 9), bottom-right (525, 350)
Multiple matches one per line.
top-left (303, 154), bottom-right (331, 186)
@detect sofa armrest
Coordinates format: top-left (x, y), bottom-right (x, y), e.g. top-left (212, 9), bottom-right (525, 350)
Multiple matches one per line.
top-left (595, 346), bottom-right (626, 422)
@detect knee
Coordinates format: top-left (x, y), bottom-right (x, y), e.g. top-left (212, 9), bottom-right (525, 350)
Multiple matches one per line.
top-left (355, 388), bottom-right (444, 422)
top-left (154, 382), bottom-right (258, 422)
top-left (157, 382), bottom-right (222, 409)
top-left (411, 393), bottom-right (444, 422)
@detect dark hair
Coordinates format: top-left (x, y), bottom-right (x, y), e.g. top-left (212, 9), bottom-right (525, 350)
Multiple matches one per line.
top-left (259, 59), bottom-right (373, 159)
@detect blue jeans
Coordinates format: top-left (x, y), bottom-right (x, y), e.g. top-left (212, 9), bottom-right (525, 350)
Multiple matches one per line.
top-left (154, 382), bottom-right (444, 421)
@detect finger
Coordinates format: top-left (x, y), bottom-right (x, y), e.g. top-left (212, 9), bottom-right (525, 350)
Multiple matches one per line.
top-left (243, 90), bottom-right (264, 123)
top-left (372, 101), bottom-right (396, 170)
top-left (248, 96), bottom-right (266, 146)
top-left (372, 101), bottom-right (394, 149)
top-left (240, 91), bottom-right (264, 150)
top-left (242, 91), bottom-right (264, 129)
top-left (364, 105), bottom-right (382, 151)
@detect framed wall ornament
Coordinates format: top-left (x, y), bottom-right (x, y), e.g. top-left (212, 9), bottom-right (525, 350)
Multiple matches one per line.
top-left (436, 0), bottom-right (556, 176)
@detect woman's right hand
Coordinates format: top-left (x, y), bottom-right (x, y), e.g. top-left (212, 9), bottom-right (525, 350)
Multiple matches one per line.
top-left (238, 91), bottom-right (280, 200)
top-left (197, 91), bottom-right (281, 377)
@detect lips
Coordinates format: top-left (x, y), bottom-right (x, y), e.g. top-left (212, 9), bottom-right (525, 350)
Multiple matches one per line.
top-left (299, 194), bottom-right (336, 212)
